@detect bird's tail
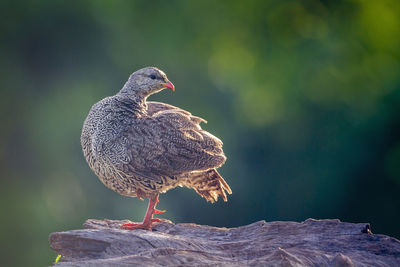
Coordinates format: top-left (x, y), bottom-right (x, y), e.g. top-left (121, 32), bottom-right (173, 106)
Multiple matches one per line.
top-left (186, 169), bottom-right (232, 203)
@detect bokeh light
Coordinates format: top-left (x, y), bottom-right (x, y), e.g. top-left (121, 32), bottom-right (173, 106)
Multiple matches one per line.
top-left (0, 1), bottom-right (399, 266)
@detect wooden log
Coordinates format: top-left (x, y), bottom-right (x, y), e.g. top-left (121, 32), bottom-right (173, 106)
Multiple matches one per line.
top-left (49, 218), bottom-right (400, 266)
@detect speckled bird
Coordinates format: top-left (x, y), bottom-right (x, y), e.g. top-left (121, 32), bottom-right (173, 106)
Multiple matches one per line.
top-left (81, 67), bottom-right (232, 230)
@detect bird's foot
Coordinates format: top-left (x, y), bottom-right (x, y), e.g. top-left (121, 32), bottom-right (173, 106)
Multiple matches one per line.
top-left (153, 208), bottom-right (166, 214)
top-left (121, 222), bottom-right (151, 230)
top-left (121, 194), bottom-right (165, 231)
top-left (121, 219), bottom-right (163, 230)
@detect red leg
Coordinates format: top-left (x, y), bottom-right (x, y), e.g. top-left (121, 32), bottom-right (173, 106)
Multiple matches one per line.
top-left (121, 194), bottom-right (166, 230)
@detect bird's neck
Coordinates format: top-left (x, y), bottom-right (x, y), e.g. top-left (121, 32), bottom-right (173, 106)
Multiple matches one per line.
top-left (115, 91), bottom-right (148, 116)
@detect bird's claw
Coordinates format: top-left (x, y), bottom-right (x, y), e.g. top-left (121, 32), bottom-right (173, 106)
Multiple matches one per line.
top-left (153, 208), bottom-right (166, 214)
top-left (121, 219), bottom-right (163, 230)
top-left (121, 223), bottom-right (150, 230)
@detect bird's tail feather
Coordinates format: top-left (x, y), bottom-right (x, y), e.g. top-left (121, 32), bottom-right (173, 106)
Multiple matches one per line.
top-left (187, 169), bottom-right (232, 203)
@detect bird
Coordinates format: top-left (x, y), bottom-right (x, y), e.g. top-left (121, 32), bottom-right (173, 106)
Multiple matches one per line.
top-left (81, 67), bottom-right (232, 230)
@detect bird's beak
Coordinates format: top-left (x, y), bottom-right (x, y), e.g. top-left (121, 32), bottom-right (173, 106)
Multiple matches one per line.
top-left (162, 81), bottom-right (175, 92)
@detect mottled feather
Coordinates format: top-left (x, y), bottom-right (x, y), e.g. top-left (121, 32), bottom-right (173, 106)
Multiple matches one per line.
top-left (81, 67), bottom-right (231, 202)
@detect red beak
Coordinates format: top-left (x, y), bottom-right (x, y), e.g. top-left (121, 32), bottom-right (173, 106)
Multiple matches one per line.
top-left (163, 81), bottom-right (175, 91)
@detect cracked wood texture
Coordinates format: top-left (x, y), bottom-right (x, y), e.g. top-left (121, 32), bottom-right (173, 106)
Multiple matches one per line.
top-left (49, 218), bottom-right (400, 266)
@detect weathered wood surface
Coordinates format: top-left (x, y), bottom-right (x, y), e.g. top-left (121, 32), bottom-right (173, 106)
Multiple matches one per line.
top-left (49, 218), bottom-right (400, 266)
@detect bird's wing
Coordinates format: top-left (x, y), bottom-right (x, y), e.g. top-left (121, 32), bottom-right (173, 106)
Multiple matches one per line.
top-left (120, 108), bottom-right (225, 178)
top-left (147, 101), bottom-right (207, 124)
top-left (147, 101), bottom-right (189, 115)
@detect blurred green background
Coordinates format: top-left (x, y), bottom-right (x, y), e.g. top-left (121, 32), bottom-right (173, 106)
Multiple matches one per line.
top-left (1, 0), bottom-right (400, 266)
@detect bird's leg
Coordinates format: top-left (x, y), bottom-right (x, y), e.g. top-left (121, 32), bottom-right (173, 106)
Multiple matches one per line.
top-left (121, 194), bottom-right (165, 230)
top-left (153, 193), bottom-right (166, 214)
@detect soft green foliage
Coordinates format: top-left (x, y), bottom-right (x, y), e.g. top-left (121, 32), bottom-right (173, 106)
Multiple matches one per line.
top-left (0, 0), bottom-right (399, 266)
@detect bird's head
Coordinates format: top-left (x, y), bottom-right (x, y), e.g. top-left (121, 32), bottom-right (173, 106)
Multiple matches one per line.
top-left (121, 67), bottom-right (175, 98)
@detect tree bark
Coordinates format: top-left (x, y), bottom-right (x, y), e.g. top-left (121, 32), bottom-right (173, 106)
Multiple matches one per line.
top-left (49, 218), bottom-right (400, 266)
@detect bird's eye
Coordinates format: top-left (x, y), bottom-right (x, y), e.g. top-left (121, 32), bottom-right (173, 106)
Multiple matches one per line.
top-left (149, 74), bottom-right (156, 80)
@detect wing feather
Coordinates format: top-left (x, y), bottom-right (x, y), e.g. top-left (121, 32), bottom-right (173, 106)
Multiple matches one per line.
top-left (123, 107), bottom-right (225, 177)
top-left (93, 101), bottom-right (224, 181)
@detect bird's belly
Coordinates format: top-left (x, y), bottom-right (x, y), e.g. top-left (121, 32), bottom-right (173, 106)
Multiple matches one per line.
top-left (86, 151), bottom-right (181, 197)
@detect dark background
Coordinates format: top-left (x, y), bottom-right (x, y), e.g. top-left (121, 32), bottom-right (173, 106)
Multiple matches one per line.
top-left (1, 1), bottom-right (399, 266)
